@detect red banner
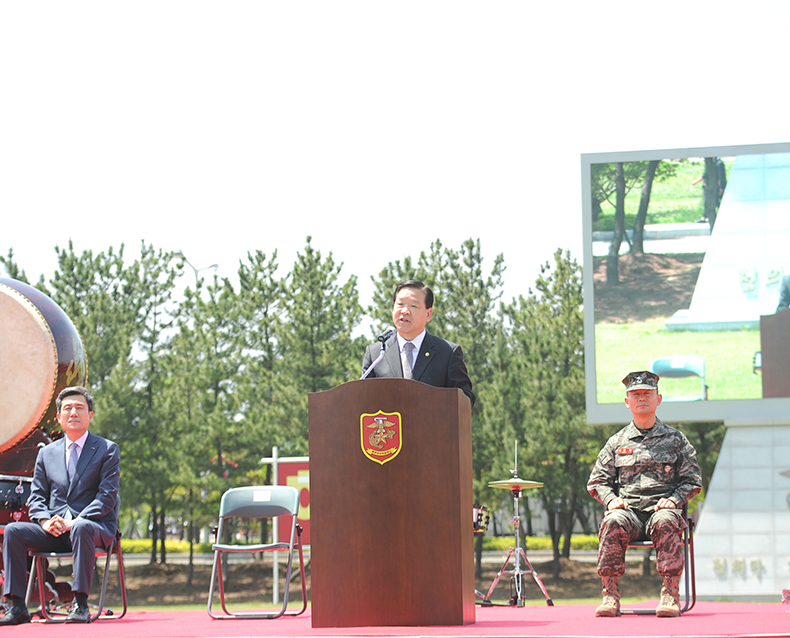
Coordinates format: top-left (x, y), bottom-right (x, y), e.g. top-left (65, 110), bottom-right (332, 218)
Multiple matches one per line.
top-left (277, 462), bottom-right (310, 545)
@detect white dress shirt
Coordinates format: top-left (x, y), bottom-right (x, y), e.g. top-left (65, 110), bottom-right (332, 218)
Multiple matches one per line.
top-left (396, 330), bottom-right (426, 372)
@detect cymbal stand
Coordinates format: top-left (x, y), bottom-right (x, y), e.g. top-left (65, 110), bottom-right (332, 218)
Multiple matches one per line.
top-left (477, 484), bottom-right (553, 607)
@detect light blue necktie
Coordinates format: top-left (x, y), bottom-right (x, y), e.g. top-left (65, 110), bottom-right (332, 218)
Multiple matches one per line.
top-left (68, 442), bottom-right (78, 483)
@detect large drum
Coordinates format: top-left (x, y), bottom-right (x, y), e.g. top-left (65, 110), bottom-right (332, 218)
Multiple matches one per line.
top-left (0, 278), bottom-right (87, 595)
top-left (0, 278), bottom-right (88, 520)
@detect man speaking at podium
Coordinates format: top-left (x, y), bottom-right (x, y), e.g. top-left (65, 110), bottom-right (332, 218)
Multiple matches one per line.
top-left (362, 280), bottom-right (475, 406)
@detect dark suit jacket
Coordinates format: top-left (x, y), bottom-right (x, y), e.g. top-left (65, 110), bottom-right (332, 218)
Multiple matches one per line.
top-left (777, 275), bottom-right (790, 312)
top-left (362, 331), bottom-right (475, 406)
top-left (28, 431), bottom-right (120, 540)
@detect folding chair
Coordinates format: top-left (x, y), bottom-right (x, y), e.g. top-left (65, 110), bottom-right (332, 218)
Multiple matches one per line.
top-left (207, 485), bottom-right (307, 619)
top-left (650, 355), bottom-right (707, 401)
top-left (620, 504), bottom-right (696, 615)
top-left (24, 527), bottom-right (128, 622)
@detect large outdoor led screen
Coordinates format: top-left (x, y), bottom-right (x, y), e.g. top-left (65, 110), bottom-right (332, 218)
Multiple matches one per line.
top-left (582, 142), bottom-right (790, 424)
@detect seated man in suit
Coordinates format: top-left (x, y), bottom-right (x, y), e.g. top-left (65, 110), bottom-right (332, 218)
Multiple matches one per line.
top-left (1, 386), bottom-right (120, 625)
top-left (362, 279), bottom-right (475, 406)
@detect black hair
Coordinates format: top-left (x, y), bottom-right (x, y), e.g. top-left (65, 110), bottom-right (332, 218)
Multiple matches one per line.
top-left (393, 280), bottom-right (434, 309)
top-left (56, 386), bottom-right (94, 413)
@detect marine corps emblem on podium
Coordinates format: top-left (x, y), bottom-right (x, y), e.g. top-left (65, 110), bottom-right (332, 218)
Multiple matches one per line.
top-left (360, 411), bottom-right (402, 465)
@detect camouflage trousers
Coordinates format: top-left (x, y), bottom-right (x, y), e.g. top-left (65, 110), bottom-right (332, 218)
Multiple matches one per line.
top-left (597, 507), bottom-right (687, 578)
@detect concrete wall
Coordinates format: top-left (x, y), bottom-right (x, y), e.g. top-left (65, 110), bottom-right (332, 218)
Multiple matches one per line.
top-left (694, 420), bottom-right (790, 600)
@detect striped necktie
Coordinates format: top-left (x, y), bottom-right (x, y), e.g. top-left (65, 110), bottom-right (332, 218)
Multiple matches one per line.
top-left (402, 342), bottom-right (415, 380)
top-left (68, 442), bottom-right (78, 483)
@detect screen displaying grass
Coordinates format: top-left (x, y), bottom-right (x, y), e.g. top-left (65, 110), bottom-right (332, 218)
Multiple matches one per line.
top-left (595, 321), bottom-right (761, 404)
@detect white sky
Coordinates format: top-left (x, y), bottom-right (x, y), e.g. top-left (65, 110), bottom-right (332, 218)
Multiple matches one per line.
top-left (3, 2), bottom-right (789, 314)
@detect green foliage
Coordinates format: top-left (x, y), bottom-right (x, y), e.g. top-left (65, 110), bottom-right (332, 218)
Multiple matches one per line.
top-left (282, 237), bottom-right (363, 395)
top-left (498, 250), bottom-right (599, 571)
top-left (482, 534), bottom-right (599, 552)
top-left (592, 161), bottom-right (663, 211)
top-left (0, 249), bottom-right (30, 283)
top-left (233, 250), bottom-right (285, 454)
top-left (276, 237), bottom-right (364, 454)
top-left (120, 539), bottom-right (213, 554)
top-left (676, 424), bottom-right (725, 496)
top-left (47, 241), bottom-right (144, 393)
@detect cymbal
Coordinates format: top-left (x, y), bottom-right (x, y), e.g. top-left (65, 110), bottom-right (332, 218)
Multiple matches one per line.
top-left (488, 477), bottom-right (543, 490)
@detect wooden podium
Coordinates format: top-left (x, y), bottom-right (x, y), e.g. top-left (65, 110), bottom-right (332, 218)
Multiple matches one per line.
top-left (760, 310), bottom-right (790, 397)
top-left (308, 378), bottom-right (474, 628)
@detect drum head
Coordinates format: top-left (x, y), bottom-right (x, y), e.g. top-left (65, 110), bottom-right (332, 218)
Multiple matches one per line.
top-left (0, 285), bottom-right (58, 452)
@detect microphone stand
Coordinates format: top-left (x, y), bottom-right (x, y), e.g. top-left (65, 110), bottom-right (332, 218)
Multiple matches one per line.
top-left (360, 328), bottom-right (395, 380)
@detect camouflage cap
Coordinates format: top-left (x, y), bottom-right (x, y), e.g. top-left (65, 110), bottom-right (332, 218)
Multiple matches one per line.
top-left (622, 370), bottom-right (660, 392)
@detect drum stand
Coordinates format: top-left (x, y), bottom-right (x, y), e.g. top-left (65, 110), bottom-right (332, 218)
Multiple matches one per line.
top-left (477, 482), bottom-right (553, 607)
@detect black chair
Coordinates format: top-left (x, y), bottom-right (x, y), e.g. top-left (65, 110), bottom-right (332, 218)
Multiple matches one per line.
top-left (207, 485), bottom-right (307, 619)
top-left (620, 504), bottom-right (696, 615)
top-left (24, 527), bottom-right (128, 622)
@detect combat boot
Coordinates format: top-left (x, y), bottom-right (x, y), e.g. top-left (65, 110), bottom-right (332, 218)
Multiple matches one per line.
top-left (656, 574), bottom-right (681, 617)
top-left (594, 575), bottom-right (621, 617)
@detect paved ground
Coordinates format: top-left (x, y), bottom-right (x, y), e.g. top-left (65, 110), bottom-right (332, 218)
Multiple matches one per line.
top-left (592, 222), bottom-right (711, 258)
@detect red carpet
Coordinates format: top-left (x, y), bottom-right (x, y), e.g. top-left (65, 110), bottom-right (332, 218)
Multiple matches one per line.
top-left (3, 603), bottom-right (788, 638)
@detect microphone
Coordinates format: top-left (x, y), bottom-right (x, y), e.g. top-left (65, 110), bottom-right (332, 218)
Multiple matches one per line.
top-left (361, 327), bottom-right (396, 380)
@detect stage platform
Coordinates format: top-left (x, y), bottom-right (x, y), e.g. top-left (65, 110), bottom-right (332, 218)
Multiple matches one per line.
top-left (5, 603), bottom-right (787, 638)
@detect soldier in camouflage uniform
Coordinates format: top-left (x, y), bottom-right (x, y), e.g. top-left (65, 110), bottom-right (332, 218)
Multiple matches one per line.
top-left (587, 371), bottom-right (702, 618)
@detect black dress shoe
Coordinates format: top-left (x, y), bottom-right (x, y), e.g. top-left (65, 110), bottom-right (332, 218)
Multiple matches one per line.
top-left (0, 605), bottom-right (32, 625)
top-left (65, 601), bottom-right (91, 623)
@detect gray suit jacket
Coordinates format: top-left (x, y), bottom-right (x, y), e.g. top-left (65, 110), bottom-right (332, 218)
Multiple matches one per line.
top-left (362, 331), bottom-right (475, 406)
top-left (28, 431), bottom-right (120, 541)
